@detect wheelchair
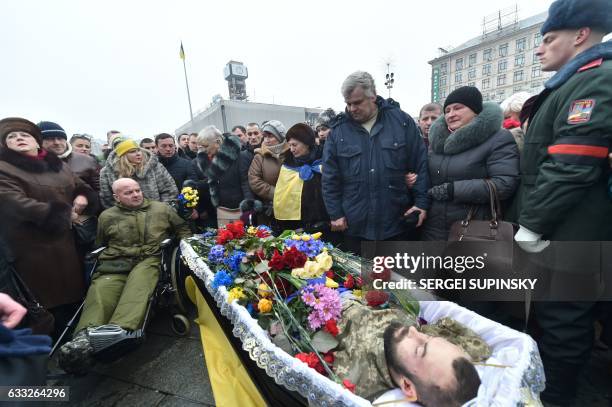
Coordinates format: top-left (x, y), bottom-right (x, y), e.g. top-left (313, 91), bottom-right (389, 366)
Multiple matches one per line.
top-left (50, 238), bottom-right (192, 362)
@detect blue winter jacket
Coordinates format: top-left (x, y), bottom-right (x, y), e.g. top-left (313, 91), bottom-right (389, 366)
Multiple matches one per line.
top-left (322, 97), bottom-right (430, 240)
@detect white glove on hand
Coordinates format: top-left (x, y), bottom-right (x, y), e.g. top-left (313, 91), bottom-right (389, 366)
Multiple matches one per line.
top-left (514, 225), bottom-right (550, 253)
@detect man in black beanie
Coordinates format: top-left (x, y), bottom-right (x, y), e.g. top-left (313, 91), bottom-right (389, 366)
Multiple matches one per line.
top-left (512, 0), bottom-right (612, 404)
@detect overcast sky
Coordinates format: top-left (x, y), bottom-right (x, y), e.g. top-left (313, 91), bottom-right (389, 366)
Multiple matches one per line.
top-left (1, 0), bottom-right (556, 140)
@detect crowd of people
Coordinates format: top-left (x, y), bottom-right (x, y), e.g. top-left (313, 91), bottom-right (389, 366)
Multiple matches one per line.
top-left (0, 0), bottom-right (611, 404)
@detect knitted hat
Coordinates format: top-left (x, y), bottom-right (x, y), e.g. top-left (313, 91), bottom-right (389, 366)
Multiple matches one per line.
top-left (114, 139), bottom-right (139, 157)
top-left (0, 117), bottom-right (42, 146)
top-left (261, 120), bottom-right (286, 143)
top-left (315, 108), bottom-right (336, 130)
top-left (37, 121), bottom-right (67, 140)
top-left (444, 86), bottom-right (483, 114)
top-left (286, 123), bottom-right (316, 148)
top-left (541, 0), bottom-right (612, 35)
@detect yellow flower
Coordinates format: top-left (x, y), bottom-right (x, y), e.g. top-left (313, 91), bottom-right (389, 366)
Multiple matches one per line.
top-left (258, 283), bottom-right (272, 298)
top-left (301, 235), bottom-right (311, 241)
top-left (325, 277), bottom-right (338, 288)
top-left (291, 234), bottom-right (300, 240)
top-left (315, 252), bottom-right (333, 272)
top-left (258, 298), bottom-right (273, 313)
top-left (352, 289), bottom-right (362, 298)
top-left (247, 226), bottom-right (258, 236)
top-left (291, 260), bottom-right (323, 279)
top-left (311, 232), bottom-right (322, 240)
top-left (227, 287), bottom-right (246, 303)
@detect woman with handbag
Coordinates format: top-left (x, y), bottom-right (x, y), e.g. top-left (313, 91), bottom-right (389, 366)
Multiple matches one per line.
top-left (0, 118), bottom-right (98, 339)
top-left (197, 126), bottom-right (254, 228)
top-left (422, 86), bottom-right (520, 241)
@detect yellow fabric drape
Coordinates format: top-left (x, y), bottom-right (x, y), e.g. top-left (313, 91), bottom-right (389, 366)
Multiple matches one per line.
top-left (273, 166), bottom-right (303, 220)
top-left (185, 276), bottom-right (266, 407)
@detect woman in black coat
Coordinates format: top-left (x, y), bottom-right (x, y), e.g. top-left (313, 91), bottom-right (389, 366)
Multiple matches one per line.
top-left (422, 86), bottom-right (520, 241)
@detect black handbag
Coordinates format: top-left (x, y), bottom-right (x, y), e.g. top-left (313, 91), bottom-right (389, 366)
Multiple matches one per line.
top-left (10, 268), bottom-right (55, 336)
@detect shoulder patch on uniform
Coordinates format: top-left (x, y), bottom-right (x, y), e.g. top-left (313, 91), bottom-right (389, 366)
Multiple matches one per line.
top-left (577, 58), bottom-right (603, 73)
top-left (567, 99), bottom-right (595, 124)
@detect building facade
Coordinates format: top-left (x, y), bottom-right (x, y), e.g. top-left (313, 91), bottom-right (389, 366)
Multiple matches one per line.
top-left (175, 98), bottom-right (323, 136)
top-left (429, 12), bottom-right (553, 105)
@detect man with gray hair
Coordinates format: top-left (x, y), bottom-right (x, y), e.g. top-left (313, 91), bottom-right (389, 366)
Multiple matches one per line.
top-left (322, 71), bottom-right (429, 252)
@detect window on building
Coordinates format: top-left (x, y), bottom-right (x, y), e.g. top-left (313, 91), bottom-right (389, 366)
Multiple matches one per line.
top-left (514, 70), bottom-right (524, 82)
top-left (468, 81), bottom-right (475, 87)
top-left (468, 68), bottom-right (476, 80)
top-left (515, 54), bottom-right (525, 67)
top-left (534, 32), bottom-right (542, 46)
top-left (440, 62), bottom-right (447, 75)
top-left (532, 51), bottom-right (539, 65)
top-left (469, 53), bottom-right (477, 67)
top-left (513, 85), bottom-right (524, 93)
top-left (499, 43), bottom-right (508, 57)
top-left (483, 48), bottom-right (493, 61)
top-left (456, 58), bottom-right (464, 71)
top-left (516, 37), bottom-right (526, 52)
top-left (498, 59), bottom-right (507, 72)
top-left (440, 89), bottom-right (447, 98)
top-left (497, 74), bottom-right (506, 86)
top-left (531, 65), bottom-right (541, 78)
top-left (482, 78), bottom-right (490, 89)
top-left (482, 63), bottom-right (491, 76)
top-left (455, 71), bottom-right (462, 83)
top-left (440, 76), bottom-right (447, 86)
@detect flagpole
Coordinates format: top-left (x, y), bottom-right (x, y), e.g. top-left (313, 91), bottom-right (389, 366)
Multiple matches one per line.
top-left (180, 42), bottom-right (194, 124)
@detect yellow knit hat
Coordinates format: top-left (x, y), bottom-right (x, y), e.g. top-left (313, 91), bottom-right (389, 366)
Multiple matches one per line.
top-left (114, 139), bottom-right (139, 157)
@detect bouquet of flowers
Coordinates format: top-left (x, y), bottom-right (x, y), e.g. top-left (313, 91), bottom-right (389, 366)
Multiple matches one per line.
top-left (174, 186), bottom-right (199, 230)
top-left (191, 220), bottom-right (420, 393)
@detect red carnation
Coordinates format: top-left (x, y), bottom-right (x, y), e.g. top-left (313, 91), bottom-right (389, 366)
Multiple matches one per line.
top-left (216, 229), bottom-right (234, 245)
top-left (226, 220), bottom-right (245, 238)
top-left (256, 228), bottom-right (271, 238)
top-left (283, 247), bottom-right (307, 269)
top-left (365, 290), bottom-right (390, 307)
top-left (325, 270), bottom-right (335, 279)
top-left (343, 274), bottom-right (354, 289)
top-left (323, 351), bottom-right (335, 365)
top-left (342, 379), bottom-right (356, 393)
top-left (324, 319), bottom-right (339, 337)
top-left (269, 249), bottom-right (286, 271)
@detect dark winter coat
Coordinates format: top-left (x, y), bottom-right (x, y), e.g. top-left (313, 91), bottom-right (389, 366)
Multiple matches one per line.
top-left (0, 148), bottom-right (97, 309)
top-left (158, 153), bottom-right (198, 190)
top-left (515, 41), bottom-right (612, 241)
top-left (422, 102), bottom-right (520, 240)
top-left (205, 135), bottom-right (254, 209)
top-left (322, 96), bottom-right (429, 240)
top-left (62, 145), bottom-right (101, 192)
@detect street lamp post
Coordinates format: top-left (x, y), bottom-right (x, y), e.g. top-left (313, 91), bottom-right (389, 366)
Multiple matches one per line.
top-left (384, 63), bottom-right (395, 98)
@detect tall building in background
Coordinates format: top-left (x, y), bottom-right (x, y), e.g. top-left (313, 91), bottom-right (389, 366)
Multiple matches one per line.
top-left (429, 8), bottom-right (553, 105)
top-left (224, 60), bottom-right (249, 101)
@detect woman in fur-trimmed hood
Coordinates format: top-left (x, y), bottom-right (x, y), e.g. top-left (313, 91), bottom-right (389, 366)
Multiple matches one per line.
top-left (422, 87), bottom-right (520, 240)
top-left (0, 117), bottom-right (98, 320)
top-left (197, 128), bottom-right (253, 209)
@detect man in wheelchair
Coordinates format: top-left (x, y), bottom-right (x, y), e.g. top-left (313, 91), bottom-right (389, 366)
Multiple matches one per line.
top-left (58, 178), bottom-right (190, 373)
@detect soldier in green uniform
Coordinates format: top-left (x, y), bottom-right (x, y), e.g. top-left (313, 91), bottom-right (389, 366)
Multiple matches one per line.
top-left (333, 299), bottom-right (490, 405)
top-left (512, 0), bottom-right (612, 404)
top-left (58, 178), bottom-right (191, 373)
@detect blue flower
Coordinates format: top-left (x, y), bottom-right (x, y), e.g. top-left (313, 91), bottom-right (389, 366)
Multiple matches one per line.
top-left (212, 269), bottom-right (233, 290)
top-left (246, 302), bottom-right (256, 317)
top-left (208, 245), bottom-right (225, 264)
top-left (284, 237), bottom-right (325, 258)
top-left (224, 250), bottom-right (247, 274)
top-left (257, 225), bottom-right (272, 233)
top-left (201, 230), bottom-right (216, 238)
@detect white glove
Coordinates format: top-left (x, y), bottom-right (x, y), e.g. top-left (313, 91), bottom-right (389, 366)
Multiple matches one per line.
top-left (514, 225), bottom-right (550, 253)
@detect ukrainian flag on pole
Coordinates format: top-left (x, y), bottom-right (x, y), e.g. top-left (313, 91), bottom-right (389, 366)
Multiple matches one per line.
top-left (179, 42), bottom-right (185, 60)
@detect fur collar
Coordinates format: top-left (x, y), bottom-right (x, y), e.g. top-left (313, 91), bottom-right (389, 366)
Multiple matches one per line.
top-left (429, 102), bottom-right (503, 155)
top-left (206, 135), bottom-right (242, 182)
top-left (0, 148), bottom-right (63, 173)
top-left (546, 40), bottom-right (612, 90)
top-left (58, 142), bottom-right (72, 160)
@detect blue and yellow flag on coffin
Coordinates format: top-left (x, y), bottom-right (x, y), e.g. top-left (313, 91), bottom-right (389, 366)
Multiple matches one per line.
top-left (273, 160), bottom-right (322, 220)
top-left (179, 42), bottom-right (185, 60)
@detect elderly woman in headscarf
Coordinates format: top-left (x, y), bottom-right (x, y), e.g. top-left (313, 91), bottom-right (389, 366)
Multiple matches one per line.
top-left (99, 138), bottom-right (177, 209)
top-left (0, 117), bottom-right (97, 337)
top-left (422, 86), bottom-right (520, 241)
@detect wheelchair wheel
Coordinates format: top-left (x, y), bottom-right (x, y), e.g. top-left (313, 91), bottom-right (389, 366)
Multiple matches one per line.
top-left (171, 314), bottom-right (190, 336)
top-left (170, 246), bottom-right (191, 313)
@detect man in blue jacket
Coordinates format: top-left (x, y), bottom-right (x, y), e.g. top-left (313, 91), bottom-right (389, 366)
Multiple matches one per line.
top-left (322, 71), bottom-right (429, 253)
